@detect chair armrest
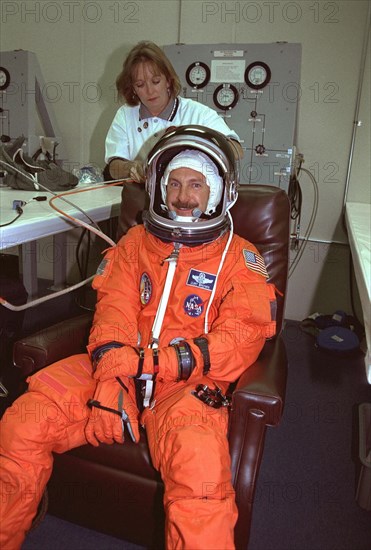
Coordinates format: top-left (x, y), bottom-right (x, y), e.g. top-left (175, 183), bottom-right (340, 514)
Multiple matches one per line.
top-left (229, 337), bottom-right (287, 474)
top-left (233, 337), bottom-right (287, 426)
top-left (228, 337), bottom-right (287, 478)
top-left (13, 313), bottom-right (93, 377)
top-left (228, 337), bottom-right (287, 549)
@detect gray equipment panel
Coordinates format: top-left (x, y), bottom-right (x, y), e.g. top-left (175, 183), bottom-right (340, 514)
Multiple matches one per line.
top-left (0, 50), bottom-right (65, 160)
top-left (164, 43), bottom-right (301, 190)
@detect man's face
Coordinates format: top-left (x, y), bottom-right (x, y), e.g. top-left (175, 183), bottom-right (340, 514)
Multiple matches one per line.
top-left (166, 167), bottom-right (210, 216)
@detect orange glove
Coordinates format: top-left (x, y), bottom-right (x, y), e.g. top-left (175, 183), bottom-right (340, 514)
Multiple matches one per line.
top-left (93, 345), bottom-right (179, 383)
top-left (85, 378), bottom-right (140, 446)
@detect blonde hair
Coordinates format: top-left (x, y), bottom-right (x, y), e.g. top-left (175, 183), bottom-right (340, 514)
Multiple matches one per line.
top-left (116, 41), bottom-right (181, 105)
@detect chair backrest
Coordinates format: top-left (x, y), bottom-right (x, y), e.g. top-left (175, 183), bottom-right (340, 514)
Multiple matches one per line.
top-left (231, 185), bottom-right (290, 332)
top-left (117, 183), bottom-right (290, 333)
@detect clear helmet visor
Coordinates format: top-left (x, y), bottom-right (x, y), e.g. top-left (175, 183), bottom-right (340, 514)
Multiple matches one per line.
top-left (143, 125), bottom-right (239, 245)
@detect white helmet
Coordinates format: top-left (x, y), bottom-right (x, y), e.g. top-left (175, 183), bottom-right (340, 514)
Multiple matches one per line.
top-left (143, 125), bottom-right (239, 245)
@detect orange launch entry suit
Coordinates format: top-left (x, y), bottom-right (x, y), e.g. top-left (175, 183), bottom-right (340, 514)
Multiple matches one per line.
top-left (0, 225), bottom-right (276, 549)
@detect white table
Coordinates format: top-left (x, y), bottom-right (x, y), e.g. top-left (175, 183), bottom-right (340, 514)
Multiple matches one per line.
top-left (345, 202), bottom-right (371, 384)
top-left (0, 182), bottom-right (122, 297)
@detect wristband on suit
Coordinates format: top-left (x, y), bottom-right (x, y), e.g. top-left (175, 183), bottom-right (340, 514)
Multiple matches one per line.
top-left (193, 337), bottom-right (211, 375)
top-left (91, 342), bottom-right (124, 372)
top-left (153, 348), bottom-right (159, 374)
top-left (134, 348), bottom-right (145, 378)
top-left (172, 341), bottom-right (195, 380)
top-left (133, 348), bottom-right (160, 381)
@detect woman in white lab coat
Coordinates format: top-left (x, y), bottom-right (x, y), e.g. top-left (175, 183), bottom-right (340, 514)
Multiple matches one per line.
top-left (105, 41), bottom-right (242, 182)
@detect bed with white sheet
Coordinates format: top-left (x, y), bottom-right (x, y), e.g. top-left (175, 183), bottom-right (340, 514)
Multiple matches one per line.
top-left (346, 202), bottom-right (371, 384)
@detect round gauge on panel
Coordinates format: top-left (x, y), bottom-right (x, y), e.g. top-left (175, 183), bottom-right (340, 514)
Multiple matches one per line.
top-left (213, 84), bottom-right (239, 110)
top-left (185, 62), bottom-right (210, 89)
top-left (245, 62), bottom-right (271, 90)
top-left (0, 67), bottom-right (10, 91)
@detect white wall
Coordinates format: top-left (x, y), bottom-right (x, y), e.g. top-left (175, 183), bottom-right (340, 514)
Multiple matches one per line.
top-left (346, 28), bottom-right (370, 204)
top-left (1, 0), bottom-right (370, 320)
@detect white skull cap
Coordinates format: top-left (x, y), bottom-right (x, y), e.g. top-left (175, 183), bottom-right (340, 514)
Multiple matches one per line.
top-left (161, 149), bottom-right (223, 215)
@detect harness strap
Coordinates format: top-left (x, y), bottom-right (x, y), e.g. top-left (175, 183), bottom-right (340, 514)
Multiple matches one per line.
top-left (142, 244), bottom-right (180, 407)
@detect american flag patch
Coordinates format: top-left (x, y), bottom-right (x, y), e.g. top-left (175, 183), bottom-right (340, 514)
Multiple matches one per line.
top-left (243, 249), bottom-right (268, 278)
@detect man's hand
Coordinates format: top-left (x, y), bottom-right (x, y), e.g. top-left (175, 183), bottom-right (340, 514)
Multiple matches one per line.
top-left (85, 378), bottom-right (140, 446)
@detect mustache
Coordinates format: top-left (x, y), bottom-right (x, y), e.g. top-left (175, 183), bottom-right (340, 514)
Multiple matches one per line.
top-left (171, 201), bottom-right (199, 210)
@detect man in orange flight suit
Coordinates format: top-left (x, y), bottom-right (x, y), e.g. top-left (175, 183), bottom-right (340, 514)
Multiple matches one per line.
top-left (0, 126), bottom-right (276, 549)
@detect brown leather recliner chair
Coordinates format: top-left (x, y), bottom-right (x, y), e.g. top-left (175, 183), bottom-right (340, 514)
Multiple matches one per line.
top-left (13, 183), bottom-right (290, 549)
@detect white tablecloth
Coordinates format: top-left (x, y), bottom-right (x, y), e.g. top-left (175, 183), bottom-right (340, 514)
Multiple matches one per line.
top-left (0, 182), bottom-right (122, 296)
top-left (0, 182), bottom-right (122, 249)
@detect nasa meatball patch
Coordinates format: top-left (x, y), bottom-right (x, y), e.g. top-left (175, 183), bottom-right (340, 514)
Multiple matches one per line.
top-left (184, 294), bottom-right (204, 317)
top-left (140, 272), bottom-right (152, 305)
top-left (186, 269), bottom-right (216, 292)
